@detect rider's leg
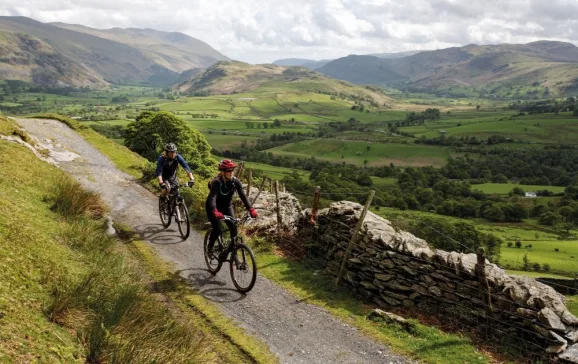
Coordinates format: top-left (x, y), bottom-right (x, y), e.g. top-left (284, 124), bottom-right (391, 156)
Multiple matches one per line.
top-left (224, 206), bottom-right (237, 239)
top-left (206, 209), bottom-right (221, 252)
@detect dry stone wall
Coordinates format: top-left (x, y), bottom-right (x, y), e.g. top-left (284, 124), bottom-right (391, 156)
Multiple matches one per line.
top-left (293, 201), bottom-right (578, 362)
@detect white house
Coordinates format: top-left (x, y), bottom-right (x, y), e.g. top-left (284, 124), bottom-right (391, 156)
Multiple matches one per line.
top-left (525, 192), bottom-right (537, 198)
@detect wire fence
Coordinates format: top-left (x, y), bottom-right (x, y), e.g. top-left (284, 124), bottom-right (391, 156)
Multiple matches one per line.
top-left (236, 169), bottom-right (578, 362)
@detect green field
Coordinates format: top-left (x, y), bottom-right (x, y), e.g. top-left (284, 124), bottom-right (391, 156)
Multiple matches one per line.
top-left (472, 183), bottom-right (566, 195)
top-left (241, 161), bottom-right (310, 182)
top-left (371, 206), bottom-right (578, 275)
top-left (399, 111), bottom-right (578, 144)
top-left (267, 138), bottom-right (452, 167)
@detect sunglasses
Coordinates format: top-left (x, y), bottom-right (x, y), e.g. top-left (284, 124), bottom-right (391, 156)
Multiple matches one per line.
top-left (224, 169), bottom-right (234, 173)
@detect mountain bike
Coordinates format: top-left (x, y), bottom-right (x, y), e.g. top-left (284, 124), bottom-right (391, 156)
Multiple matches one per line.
top-left (158, 183), bottom-right (191, 239)
top-left (203, 215), bottom-right (257, 293)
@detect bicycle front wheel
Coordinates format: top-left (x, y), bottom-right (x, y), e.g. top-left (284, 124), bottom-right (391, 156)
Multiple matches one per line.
top-left (159, 196), bottom-right (171, 228)
top-left (230, 241), bottom-right (257, 293)
top-left (176, 202), bottom-right (190, 239)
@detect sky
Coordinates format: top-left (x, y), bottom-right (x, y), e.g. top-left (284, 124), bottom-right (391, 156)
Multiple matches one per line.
top-left (2, 0), bottom-right (578, 64)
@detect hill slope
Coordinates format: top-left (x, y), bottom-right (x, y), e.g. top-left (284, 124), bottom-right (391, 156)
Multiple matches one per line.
top-left (175, 61), bottom-right (392, 104)
top-left (317, 41), bottom-right (578, 95)
top-left (51, 22), bottom-right (227, 71)
top-left (0, 16), bottom-right (227, 87)
top-left (0, 30), bottom-right (105, 87)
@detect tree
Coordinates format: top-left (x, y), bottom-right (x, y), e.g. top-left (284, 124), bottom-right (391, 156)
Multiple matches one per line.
top-left (124, 111), bottom-right (215, 177)
top-left (263, 122), bottom-right (269, 129)
top-left (538, 211), bottom-right (562, 226)
top-left (483, 205), bottom-right (505, 222)
top-left (522, 253), bottom-right (531, 271)
top-left (273, 119), bottom-right (281, 127)
top-left (510, 187), bottom-right (525, 196)
top-left (476, 105), bottom-right (481, 111)
top-left (515, 240), bottom-right (522, 248)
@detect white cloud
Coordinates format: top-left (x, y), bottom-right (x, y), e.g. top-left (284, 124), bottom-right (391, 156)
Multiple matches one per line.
top-left (1, 0), bottom-right (578, 63)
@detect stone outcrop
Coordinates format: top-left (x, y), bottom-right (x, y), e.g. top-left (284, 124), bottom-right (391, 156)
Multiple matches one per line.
top-left (243, 188), bottom-right (302, 233)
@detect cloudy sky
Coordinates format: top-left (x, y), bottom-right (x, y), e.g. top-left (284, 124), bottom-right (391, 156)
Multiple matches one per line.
top-left (2, 0), bottom-right (578, 63)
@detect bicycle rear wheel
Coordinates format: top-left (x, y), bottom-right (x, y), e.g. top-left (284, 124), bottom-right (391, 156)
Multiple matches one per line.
top-left (230, 240), bottom-right (257, 293)
top-left (176, 201), bottom-right (190, 239)
top-left (204, 229), bottom-right (223, 274)
top-left (159, 196), bottom-right (171, 228)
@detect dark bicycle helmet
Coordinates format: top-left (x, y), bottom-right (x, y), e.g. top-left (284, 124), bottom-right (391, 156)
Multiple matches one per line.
top-left (218, 159), bottom-right (237, 171)
top-left (164, 143), bottom-right (177, 152)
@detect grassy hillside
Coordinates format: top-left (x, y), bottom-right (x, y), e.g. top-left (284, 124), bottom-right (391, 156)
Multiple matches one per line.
top-left (317, 41), bottom-right (578, 96)
top-left (0, 17), bottom-right (226, 87)
top-left (0, 30), bottom-right (105, 87)
top-left (51, 22), bottom-right (227, 71)
top-left (175, 61), bottom-right (393, 106)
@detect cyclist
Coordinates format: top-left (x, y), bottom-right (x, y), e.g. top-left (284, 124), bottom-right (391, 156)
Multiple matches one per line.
top-left (156, 143), bottom-right (195, 196)
top-left (205, 159), bottom-right (258, 254)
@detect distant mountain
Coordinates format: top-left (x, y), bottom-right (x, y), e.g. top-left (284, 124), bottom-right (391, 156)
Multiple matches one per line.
top-left (0, 16), bottom-right (227, 87)
top-left (175, 61), bottom-right (391, 105)
top-left (273, 51), bottom-right (421, 70)
top-left (51, 22), bottom-right (227, 71)
top-left (0, 30), bottom-right (105, 87)
top-left (273, 58), bottom-right (331, 70)
top-left (317, 41), bottom-right (578, 95)
top-left (369, 50), bottom-right (423, 59)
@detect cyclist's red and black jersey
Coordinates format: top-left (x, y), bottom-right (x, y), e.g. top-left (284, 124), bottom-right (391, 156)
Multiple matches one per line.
top-left (205, 175), bottom-right (251, 212)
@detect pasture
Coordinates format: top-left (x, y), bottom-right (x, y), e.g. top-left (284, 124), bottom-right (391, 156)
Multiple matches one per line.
top-left (267, 139), bottom-right (452, 167)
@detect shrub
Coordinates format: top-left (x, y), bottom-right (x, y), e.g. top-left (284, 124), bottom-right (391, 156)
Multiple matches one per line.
top-left (515, 241), bottom-right (522, 248)
top-left (543, 263), bottom-right (551, 272)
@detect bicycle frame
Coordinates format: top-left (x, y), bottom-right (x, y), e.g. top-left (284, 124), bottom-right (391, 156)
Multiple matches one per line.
top-left (166, 184), bottom-right (189, 221)
top-left (218, 215), bottom-right (251, 259)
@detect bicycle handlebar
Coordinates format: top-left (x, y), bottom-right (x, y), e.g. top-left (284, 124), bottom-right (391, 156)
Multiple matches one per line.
top-left (222, 214), bottom-right (252, 224)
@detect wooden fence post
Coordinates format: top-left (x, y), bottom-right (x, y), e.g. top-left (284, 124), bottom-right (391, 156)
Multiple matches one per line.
top-left (476, 247), bottom-right (493, 314)
top-left (270, 179), bottom-right (274, 193)
top-left (236, 162), bottom-right (245, 180)
top-left (310, 186), bottom-right (321, 225)
top-left (335, 190), bottom-right (375, 286)
top-left (274, 181), bottom-right (282, 237)
top-left (246, 168), bottom-right (253, 195)
top-left (250, 176), bottom-right (268, 205)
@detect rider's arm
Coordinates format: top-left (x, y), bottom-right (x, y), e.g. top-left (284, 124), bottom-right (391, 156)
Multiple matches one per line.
top-left (176, 155), bottom-right (194, 181)
top-left (235, 179), bottom-right (252, 210)
top-left (155, 156), bottom-right (165, 184)
top-left (208, 179), bottom-right (220, 211)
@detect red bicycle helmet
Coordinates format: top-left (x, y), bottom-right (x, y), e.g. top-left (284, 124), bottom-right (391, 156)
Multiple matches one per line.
top-left (218, 159), bottom-right (237, 171)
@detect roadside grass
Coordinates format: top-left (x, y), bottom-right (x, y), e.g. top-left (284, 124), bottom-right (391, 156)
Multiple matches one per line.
top-left (250, 249), bottom-right (491, 364)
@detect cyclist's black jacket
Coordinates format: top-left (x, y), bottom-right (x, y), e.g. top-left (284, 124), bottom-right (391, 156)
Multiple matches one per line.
top-left (155, 153), bottom-right (191, 182)
top-left (205, 176), bottom-right (251, 212)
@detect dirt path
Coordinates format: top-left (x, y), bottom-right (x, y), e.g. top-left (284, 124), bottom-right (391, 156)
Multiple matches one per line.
top-left (17, 118), bottom-right (410, 364)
